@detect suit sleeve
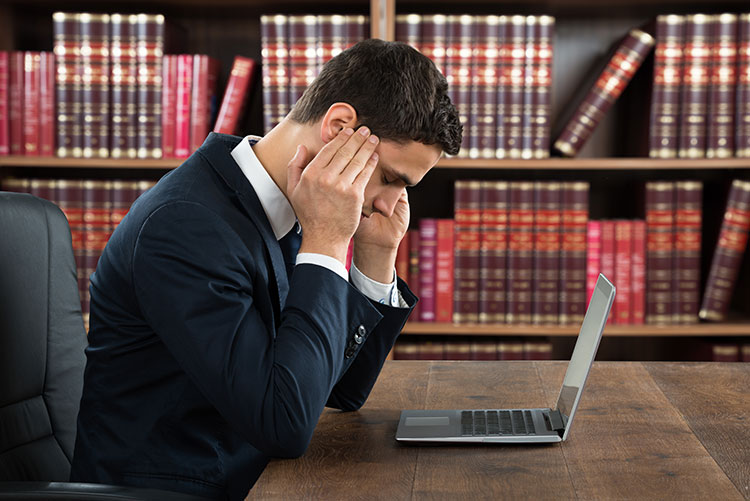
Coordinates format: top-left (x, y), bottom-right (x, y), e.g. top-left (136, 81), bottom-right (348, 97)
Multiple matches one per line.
top-left (132, 201), bottom-right (383, 458)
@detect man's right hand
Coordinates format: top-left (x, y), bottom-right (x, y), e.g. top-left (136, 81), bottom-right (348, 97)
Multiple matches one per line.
top-left (286, 126), bottom-right (380, 265)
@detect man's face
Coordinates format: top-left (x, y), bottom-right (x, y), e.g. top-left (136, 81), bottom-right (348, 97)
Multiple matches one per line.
top-left (361, 139), bottom-right (442, 218)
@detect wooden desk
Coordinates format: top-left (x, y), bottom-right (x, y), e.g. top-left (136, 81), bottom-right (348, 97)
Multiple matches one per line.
top-left (247, 361), bottom-right (750, 500)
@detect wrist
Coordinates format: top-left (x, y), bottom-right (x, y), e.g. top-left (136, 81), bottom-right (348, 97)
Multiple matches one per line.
top-left (352, 245), bottom-right (398, 284)
top-left (299, 237), bottom-right (350, 266)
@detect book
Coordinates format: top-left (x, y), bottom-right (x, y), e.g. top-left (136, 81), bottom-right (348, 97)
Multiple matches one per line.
top-left (711, 343), bottom-right (739, 362)
top-left (500, 16), bottom-right (526, 159)
top-left (435, 219), bottom-right (455, 323)
top-left (586, 220), bottom-right (602, 305)
top-left (532, 181), bottom-right (561, 325)
top-left (631, 220), bottom-right (647, 324)
top-left (161, 54), bottom-right (177, 158)
top-left (531, 16), bottom-right (554, 159)
top-left (479, 180), bottom-right (508, 324)
top-left (674, 181), bottom-right (702, 323)
top-left (287, 15), bottom-right (318, 108)
top-left (453, 180), bottom-right (481, 323)
top-left (110, 13), bottom-right (138, 159)
top-left (0, 52), bottom-right (7, 155)
top-left (80, 13), bottom-right (110, 158)
top-left (189, 55), bottom-right (221, 152)
top-left (599, 220), bottom-right (616, 304)
top-left (553, 28), bottom-right (655, 157)
top-left (9, 51), bottom-right (23, 155)
top-left (559, 182), bottom-right (589, 325)
top-left (53, 12), bottom-right (81, 158)
top-left (213, 56), bottom-right (257, 135)
top-left (418, 218), bottom-right (438, 322)
top-left (506, 181), bottom-right (534, 324)
top-left (260, 15), bottom-right (290, 133)
top-left (174, 54), bottom-right (193, 158)
top-left (22, 52), bottom-right (40, 156)
top-left (470, 338), bottom-right (497, 360)
top-left (445, 15), bottom-right (473, 158)
top-left (395, 14), bottom-right (421, 50)
top-left (468, 16), bottom-right (500, 159)
top-left (408, 227), bottom-right (421, 320)
top-left (614, 220), bottom-right (633, 324)
top-left (678, 14), bottom-right (712, 158)
top-left (136, 14), bottom-right (165, 159)
top-left (421, 14), bottom-right (448, 75)
top-left (699, 180), bottom-right (750, 321)
top-left (645, 181), bottom-right (675, 325)
top-left (39, 52), bottom-right (55, 157)
top-left (738, 14), bottom-right (750, 157)
top-left (706, 14), bottom-right (738, 159)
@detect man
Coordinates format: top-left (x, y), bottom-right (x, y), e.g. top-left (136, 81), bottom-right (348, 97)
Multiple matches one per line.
top-left (70, 39), bottom-right (462, 499)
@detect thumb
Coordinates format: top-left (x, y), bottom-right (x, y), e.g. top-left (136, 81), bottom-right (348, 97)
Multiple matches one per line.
top-left (286, 145), bottom-right (307, 194)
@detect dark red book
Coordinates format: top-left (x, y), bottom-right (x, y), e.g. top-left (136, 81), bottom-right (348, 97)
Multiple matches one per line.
top-left (471, 338), bottom-right (497, 360)
top-left (631, 220), bottom-right (646, 325)
top-left (79, 13), bottom-right (110, 158)
top-left (0, 51), bottom-right (7, 155)
top-left (497, 339), bottom-right (524, 360)
top-left (711, 343), bottom-right (739, 362)
top-left (417, 339), bottom-right (445, 360)
top-left (213, 56), bottom-right (257, 135)
top-left (531, 16), bottom-right (554, 159)
top-left (9, 51), bottom-right (23, 155)
top-left (421, 14), bottom-right (448, 75)
top-left (614, 220), bottom-right (633, 324)
top-left (444, 339), bottom-right (472, 360)
top-left (110, 13), bottom-right (138, 159)
top-left (742, 344), bottom-right (750, 362)
top-left (260, 14), bottom-right (290, 133)
top-left (532, 181), bottom-right (561, 325)
top-left (559, 182), bottom-right (589, 325)
top-left (53, 12), bottom-right (80, 158)
top-left (737, 14), bottom-right (750, 158)
top-left (395, 14), bottom-right (421, 50)
top-left (287, 15), bottom-right (318, 108)
top-left (136, 14), bottom-right (165, 159)
top-left (678, 14), bottom-right (712, 158)
top-left (395, 231), bottom-right (410, 283)
top-left (408, 227), bottom-right (421, 320)
top-left (161, 54), bottom-right (177, 158)
top-left (82, 179), bottom-right (113, 326)
top-left (699, 180), bottom-right (750, 321)
top-left (706, 14), bottom-right (738, 159)
top-left (500, 16), bottom-right (526, 159)
top-left (174, 54), bottom-right (193, 158)
top-left (507, 181), bottom-right (534, 324)
top-left (586, 220), bottom-right (602, 305)
top-left (56, 179), bottom-right (85, 310)
top-left (600, 220), bottom-right (616, 326)
top-left (317, 15), bottom-right (348, 67)
top-left (520, 16), bottom-right (536, 160)
top-left (39, 52), bottom-right (55, 157)
top-left (453, 180), bottom-right (482, 323)
top-left (646, 182), bottom-right (675, 325)
top-left (190, 55), bottom-right (221, 152)
top-left (523, 339), bottom-right (552, 360)
top-left (435, 219), bottom-right (455, 323)
top-left (674, 181), bottom-right (702, 324)
top-left (393, 339), bottom-right (419, 360)
top-left (469, 16), bottom-right (500, 159)
top-left (445, 14), bottom-right (473, 158)
top-left (554, 29), bottom-right (655, 157)
top-left (650, 15), bottom-right (685, 159)
top-left (418, 218), bottom-right (438, 322)
top-left (479, 180), bottom-right (508, 324)
top-left (110, 180), bottom-right (139, 231)
top-left (29, 178), bottom-right (55, 201)
top-left (22, 52), bottom-right (40, 157)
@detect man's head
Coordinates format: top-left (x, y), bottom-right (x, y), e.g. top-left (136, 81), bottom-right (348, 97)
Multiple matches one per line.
top-left (290, 39), bottom-right (463, 218)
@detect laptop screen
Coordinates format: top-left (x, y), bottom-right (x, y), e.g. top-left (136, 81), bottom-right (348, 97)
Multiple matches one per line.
top-left (555, 274), bottom-right (615, 440)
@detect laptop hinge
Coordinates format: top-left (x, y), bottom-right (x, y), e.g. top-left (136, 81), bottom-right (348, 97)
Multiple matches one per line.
top-left (547, 409), bottom-right (566, 432)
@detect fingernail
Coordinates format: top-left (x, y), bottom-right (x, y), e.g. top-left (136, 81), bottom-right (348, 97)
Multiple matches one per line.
top-left (359, 126), bottom-right (370, 136)
top-left (369, 135), bottom-right (379, 144)
top-left (371, 153), bottom-right (379, 162)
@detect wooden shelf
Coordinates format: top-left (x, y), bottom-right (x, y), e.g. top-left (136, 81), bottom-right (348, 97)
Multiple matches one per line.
top-left (401, 322), bottom-right (750, 337)
top-left (436, 157), bottom-right (750, 170)
top-left (0, 156), bottom-right (182, 169)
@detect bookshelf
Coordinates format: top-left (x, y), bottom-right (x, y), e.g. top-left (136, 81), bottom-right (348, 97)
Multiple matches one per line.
top-left (0, 0), bottom-right (749, 360)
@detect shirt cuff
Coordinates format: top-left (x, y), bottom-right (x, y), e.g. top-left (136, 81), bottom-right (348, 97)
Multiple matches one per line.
top-left (296, 252), bottom-right (349, 282)
top-left (349, 260), bottom-right (406, 308)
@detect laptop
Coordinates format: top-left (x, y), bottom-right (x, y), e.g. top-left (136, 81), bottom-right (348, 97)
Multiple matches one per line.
top-left (395, 273), bottom-right (615, 444)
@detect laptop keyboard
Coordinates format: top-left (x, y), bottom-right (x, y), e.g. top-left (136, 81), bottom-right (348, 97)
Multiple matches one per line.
top-left (461, 410), bottom-right (537, 436)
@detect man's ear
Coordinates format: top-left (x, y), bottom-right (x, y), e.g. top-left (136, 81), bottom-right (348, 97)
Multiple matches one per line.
top-left (320, 102), bottom-right (358, 143)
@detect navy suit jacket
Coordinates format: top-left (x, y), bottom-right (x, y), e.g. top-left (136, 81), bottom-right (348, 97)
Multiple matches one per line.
top-left (70, 133), bottom-right (416, 499)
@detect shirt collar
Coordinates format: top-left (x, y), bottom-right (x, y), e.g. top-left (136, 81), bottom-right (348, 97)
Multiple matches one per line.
top-left (231, 135), bottom-right (296, 240)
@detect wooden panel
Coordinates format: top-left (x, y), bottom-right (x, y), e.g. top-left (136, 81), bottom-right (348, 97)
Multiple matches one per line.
top-left (535, 362), bottom-right (743, 499)
top-left (645, 362), bottom-right (750, 497)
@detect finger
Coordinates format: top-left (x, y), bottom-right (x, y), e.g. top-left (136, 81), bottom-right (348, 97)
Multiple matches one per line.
top-left (352, 151), bottom-right (378, 191)
top-left (311, 127), bottom-right (356, 171)
top-left (341, 134), bottom-right (380, 184)
top-left (286, 145), bottom-right (307, 194)
top-left (329, 126), bottom-right (375, 175)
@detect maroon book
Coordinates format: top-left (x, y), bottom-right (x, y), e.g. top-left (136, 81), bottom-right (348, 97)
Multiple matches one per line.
top-left (699, 180), bottom-right (750, 321)
top-left (507, 181), bottom-right (534, 324)
top-left (445, 15), bottom-right (473, 158)
top-left (645, 181), bottom-right (675, 325)
top-left (110, 180), bottom-right (139, 231)
top-left (737, 14), bottom-right (750, 158)
top-left (260, 15), bottom-right (290, 133)
top-left (435, 219), bottom-right (455, 323)
top-left (417, 339), bottom-right (445, 361)
top-left (22, 52), bottom-right (40, 157)
top-left (471, 338), bottom-right (497, 360)
top-left (79, 13), bottom-right (110, 158)
top-left (501, 16), bottom-right (526, 159)
top-left (559, 181), bottom-right (589, 325)
top-left (161, 55), bottom-right (177, 158)
top-left (469, 16), bottom-right (500, 159)
top-left (213, 56), bottom-right (257, 135)
top-left (39, 52), bottom-right (55, 157)
top-left (9, 51), bottom-right (23, 155)
top-left (174, 54), bottom-right (193, 158)
top-left (395, 14), bottom-right (421, 50)
top-left (711, 343), bottom-right (739, 362)
top-left (0, 51), bottom-right (7, 155)
top-left (419, 219), bottom-right (438, 322)
top-left (614, 220), bottom-right (633, 324)
top-left (421, 14), bottom-right (448, 76)
top-left (453, 180), bottom-right (482, 323)
top-left (532, 16), bottom-right (554, 159)
top-left (631, 220), bottom-right (647, 325)
top-left (287, 15), bottom-right (318, 108)
top-left (82, 179), bottom-right (113, 326)
top-left (520, 16), bottom-right (537, 160)
top-left (393, 339), bottom-right (419, 360)
top-left (136, 14), bottom-right (165, 158)
top-left (498, 339), bottom-right (524, 360)
top-left (53, 12), bottom-right (81, 158)
top-left (678, 14), bottom-right (712, 158)
top-left (706, 14), bottom-right (738, 159)
top-left (318, 15), bottom-right (348, 67)
top-left (532, 181), bottom-right (561, 325)
top-left (189, 55), bottom-right (221, 152)
top-left (110, 13), bottom-right (138, 159)
top-left (650, 15), bottom-right (685, 159)
top-left (56, 179), bottom-right (85, 310)
top-left (479, 180), bottom-right (508, 324)
top-left (408, 227), bottom-right (421, 320)
top-left (674, 181), bottom-right (702, 324)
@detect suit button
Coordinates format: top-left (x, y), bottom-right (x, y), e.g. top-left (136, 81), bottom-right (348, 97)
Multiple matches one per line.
top-left (345, 347), bottom-right (356, 359)
top-left (357, 325), bottom-right (366, 336)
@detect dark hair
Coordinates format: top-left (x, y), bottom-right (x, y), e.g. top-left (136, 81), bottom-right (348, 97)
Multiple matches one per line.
top-left (290, 39), bottom-right (462, 155)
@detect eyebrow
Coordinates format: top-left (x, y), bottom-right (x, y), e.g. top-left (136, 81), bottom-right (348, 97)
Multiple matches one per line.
top-left (384, 166), bottom-right (416, 187)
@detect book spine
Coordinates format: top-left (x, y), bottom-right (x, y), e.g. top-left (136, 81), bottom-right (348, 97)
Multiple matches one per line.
top-left (9, 51), bottom-right (24, 155)
top-left (395, 13), bottom-right (421, 50)
top-left (678, 14), bottom-right (712, 158)
top-left (29, 177), bottom-right (55, 201)
top-left (742, 344), bottom-right (750, 362)
top-left (631, 220), bottom-right (647, 324)
top-left (213, 56), bottom-right (257, 135)
top-left (418, 218), bottom-right (438, 322)
top-left (471, 338), bottom-right (497, 361)
top-left (445, 15), bottom-right (473, 158)
top-left (498, 339), bottom-right (524, 360)
top-left (479, 180), bottom-right (508, 324)
top-left (110, 179), bottom-right (139, 230)
top-left (287, 15), bottom-right (318, 108)
top-left (523, 339), bottom-right (552, 360)
top-left (469, 15), bottom-right (499, 159)
top-left (560, 181), bottom-right (589, 325)
top-left (408, 227), bottom-right (421, 320)
top-left (110, 14), bottom-right (138, 159)
top-left (22, 52), bottom-right (40, 156)
top-left (706, 14), bottom-right (738, 159)
top-left (532, 181), bottom-right (561, 325)
top-left (189, 55), bottom-right (220, 152)
top-left (317, 14), bottom-right (348, 68)
top-left (614, 220), bottom-right (633, 324)
top-left (345, 15), bottom-right (369, 50)
top-left (136, 14), bottom-right (164, 159)
top-left (453, 180), bottom-right (482, 323)
top-left (160, 54), bottom-right (176, 158)
top-left (646, 181), bottom-right (675, 325)
top-left (39, 52), bottom-right (55, 157)
top-left (418, 339), bottom-right (444, 360)
top-left (507, 181), bottom-right (534, 324)
top-left (532, 16), bottom-right (554, 159)
top-left (586, 220), bottom-right (602, 304)
top-left (520, 16), bottom-right (536, 160)
top-left (420, 14), bottom-right (448, 75)
top-left (554, 29), bottom-right (655, 157)
top-left (82, 179), bottom-right (113, 327)
top-left (699, 180), bottom-right (750, 321)
top-left (393, 339), bottom-right (419, 360)
top-left (80, 13), bottom-right (110, 158)
top-left (736, 14), bottom-right (750, 157)
top-left (174, 54), bottom-right (193, 158)
top-left (435, 219), bottom-right (455, 323)
top-left (712, 343), bottom-right (739, 362)
top-left (502, 16), bottom-right (525, 159)
top-left (56, 179), bottom-right (85, 310)
top-left (0, 52), bottom-right (7, 155)
top-left (53, 12), bottom-right (81, 158)
top-left (674, 181), bottom-right (702, 323)
top-left (650, 15), bottom-right (685, 159)
top-left (260, 15), bottom-right (290, 134)
top-left (600, 220), bottom-right (616, 293)
top-left (395, 231), bottom-right (410, 282)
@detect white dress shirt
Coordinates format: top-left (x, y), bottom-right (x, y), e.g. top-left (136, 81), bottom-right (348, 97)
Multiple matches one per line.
top-left (231, 136), bottom-right (406, 308)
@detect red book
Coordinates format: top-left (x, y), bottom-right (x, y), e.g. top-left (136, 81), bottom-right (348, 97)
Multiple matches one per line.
top-left (532, 181), bottom-right (561, 325)
top-left (479, 180), bottom-right (508, 324)
top-left (706, 14), bottom-right (738, 159)
top-left (22, 52), bottom-right (40, 157)
top-left (53, 12), bottom-right (80, 158)
top-left (699, 180), bottom-right (750, 321)
top-left (445, 15), bottom-right (473, 158)
top-left (161, 55), bottom-right (177, 158)
top-left (507, 181), bottom-right (534, 324)
top-left (674, 181), bottom-right (702, 324)
top-left (614, 220), bottom-right (633, 324)
top-left (395, 231), bottom-right (410, 283)
top-left (260, 14), bottom-right (290, 133)
top-left (631, 220), bottom-right (646, 325)
top-left (174, 54), bottom-right (193, 158)
top-left (650, 15), bottom-right (686, 159)
top-left (678, 14), bottom-right (712, 158)
top-left (39, 52), bottom-right (55, 157)
top-left (738, 14), bottom-right (750, 157)
top-left (0, 52), bottom-right (9, 155)
top-left (9, 51), bottom-right (23, 155)
top-left (419, 218), bottom-right (438, 322)
top-left (500, 16), bottom-right (525, 159)
top-left (586, 220), bottom-right (602, 305)
top-left (435, 219), bottom-right (455, 323)
top-left (190, 55), bottom-right (221, 152)
top-left (559, 182), bottom-right (589, 325)
top-left (213, 56), bottom-right (257, 135)
top-left (79, 13), bottom-right (110, 158)
top-left (646, 181), bottom-right (675, 325)
top-left (600, 220), bottom-right (616, 324)
top-left (453, 180), bottom-right (482, 323)
top-left (110, 13), bottom-right (138, 159)
top-left (136, 14), bottom-right (165, 159)
top-left (554, 29), bottom-right (655, 157)
top-left (408, 228), bottom-right (421, 320)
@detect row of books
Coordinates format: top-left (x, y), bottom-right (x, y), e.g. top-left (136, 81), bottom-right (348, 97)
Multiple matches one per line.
top-left (711, 342), bottom-right (750, 361)
top-left (260, 14), bottom-right (369, 133)
top-left (396, 14), bottom-right (554, 160)
top-left (650, 13), bottom-right (750, 159)
top-left (393, 337), bottom-right (553, 361)
top-left (1, 177), bottom-right (157, 327)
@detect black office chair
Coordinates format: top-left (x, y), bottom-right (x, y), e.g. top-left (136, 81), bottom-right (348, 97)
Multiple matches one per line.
top-left (0, 192), bottom-right (204, 500)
